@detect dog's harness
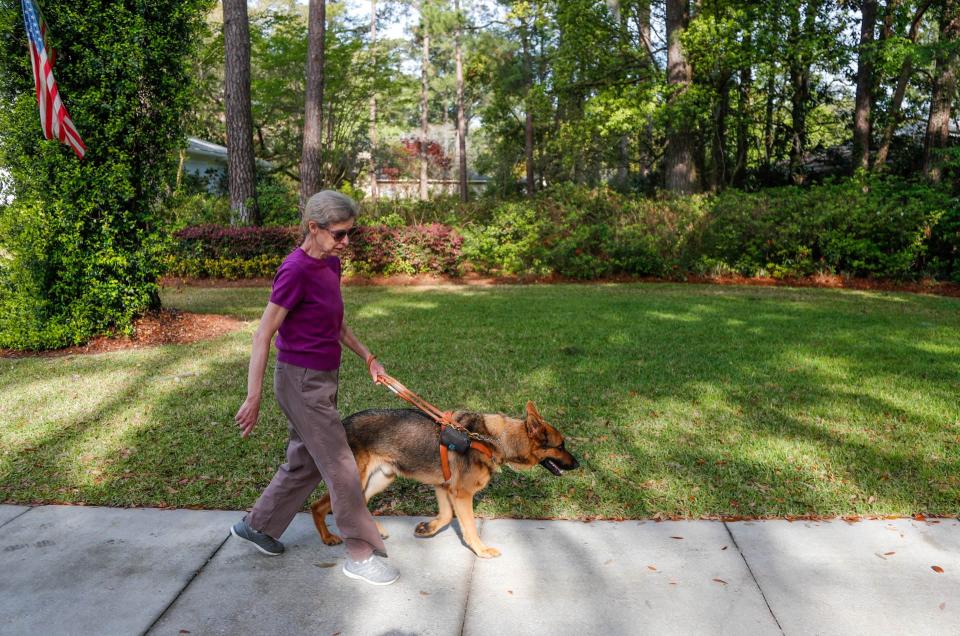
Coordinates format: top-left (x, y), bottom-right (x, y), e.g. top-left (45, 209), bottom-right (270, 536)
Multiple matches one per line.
top-left (375, 373), bottom-right (495, 482)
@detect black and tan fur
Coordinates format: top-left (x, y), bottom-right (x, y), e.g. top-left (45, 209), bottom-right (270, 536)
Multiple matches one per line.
top-left (310, 401), bottom-right (579, 558)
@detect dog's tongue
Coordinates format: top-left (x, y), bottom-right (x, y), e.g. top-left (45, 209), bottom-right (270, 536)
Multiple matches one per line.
top-left (540, 458), bottom-right (563, 476)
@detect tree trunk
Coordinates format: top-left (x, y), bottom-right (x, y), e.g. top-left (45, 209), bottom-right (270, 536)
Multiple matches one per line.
top-left (787, 3), bottom-right (813, 183)
top-left (369, 0), bottom-right (378, 199)
top-left (733, 32), bottom-right (752, 186)
top-left (923, 0), bottom-right (960, 183)
top-left (455, 0), bottom-right (468, 202)
top-left (874, 0), bottom-right (930, 170)
top-left (763, 74), bottom-right (775, 168)
top-left (223, 0), bottom-right (259, 225)
top-left (299, 0), bottom-right (326, 215)
top-left (419, 14), bottom-right (430, 201)
top-left (853, 0), bottom-right (877, 171)
top-left (664, 0), bottom-right (699, 193)
top-left (608, 0), bottom-right (630, 187)
top-left (522, 19), bottom-right (535, 197)
top-left (710, 75), bottom-right (730, 191)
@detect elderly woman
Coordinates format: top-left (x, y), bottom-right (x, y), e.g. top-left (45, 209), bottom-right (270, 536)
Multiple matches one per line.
top-left (232, 190), bottom-right (398, 586)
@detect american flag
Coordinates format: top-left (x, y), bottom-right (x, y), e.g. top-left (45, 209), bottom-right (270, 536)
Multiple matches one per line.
top-left (21, 0), bottom-right (86, 159)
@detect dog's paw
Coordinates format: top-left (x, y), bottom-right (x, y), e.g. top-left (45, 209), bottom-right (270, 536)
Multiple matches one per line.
top-left (476, 546), bottom-right (501, 559)
top-left (414, 521), bottom-right (438, 537)
top-left (322, 533), bottom-right (343, 546)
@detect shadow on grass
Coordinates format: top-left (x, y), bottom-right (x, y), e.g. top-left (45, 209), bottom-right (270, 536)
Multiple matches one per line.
top-left (2, 283), bottom-right (958, 518)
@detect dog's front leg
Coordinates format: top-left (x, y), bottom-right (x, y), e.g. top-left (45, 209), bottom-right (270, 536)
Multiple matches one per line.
top-left (415, 486), bottom-right (454, 538)
top-left (450, 492), bottom-right (500, 558)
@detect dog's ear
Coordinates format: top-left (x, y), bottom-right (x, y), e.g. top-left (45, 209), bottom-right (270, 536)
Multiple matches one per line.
top-left (526, 401), bottom-right (543, 421)
top-left (525, 400), bottom-right (544, 437)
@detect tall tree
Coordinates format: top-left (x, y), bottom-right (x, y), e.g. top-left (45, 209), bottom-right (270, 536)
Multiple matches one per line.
top-left (419, 5), bottom-right (430, 200)
top-left (455, 0), bottom-right (468, 201)
top-left (665, 0), bottom-right (699, 193)
top-left (369, 0), bottom-right (379, 199)
top-left (299, 0), bottom-right (326, 214)
top-left (874, 0), bottom-right (932, 170)
top-left (223, 0), bottom-right (260, 225)
top-left (853, 0), bottom-right (878, 171)
top-left (787, 1), bottom-right (819, 182)
top-left (923, 0), bottom-right (959, 183)
top-left (521, 12), bottom-right (535, 196)
top-left (733, 29), bottom-right (752, 186)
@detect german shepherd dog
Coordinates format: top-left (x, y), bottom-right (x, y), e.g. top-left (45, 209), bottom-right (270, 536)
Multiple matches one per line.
top-left (310, 401), bottom-right (579, 558)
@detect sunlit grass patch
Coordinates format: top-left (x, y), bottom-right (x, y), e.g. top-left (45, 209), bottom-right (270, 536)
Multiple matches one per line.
top-left (1, 282), bottom-right (958, 519)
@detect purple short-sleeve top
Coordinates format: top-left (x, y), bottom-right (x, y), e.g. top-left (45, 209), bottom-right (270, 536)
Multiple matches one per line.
top-left (269, 248), bottom-right (343, 371)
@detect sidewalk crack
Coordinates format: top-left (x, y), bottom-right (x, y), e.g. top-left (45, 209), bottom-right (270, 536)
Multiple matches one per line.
top-left (141, 532), bottom-right (231, 636)
top-left (724, 522), bottom-right (784, 635)
top-left (458, 518), bottom-right (481, 636)
top-left (0, 505), bottom-right (34, 529)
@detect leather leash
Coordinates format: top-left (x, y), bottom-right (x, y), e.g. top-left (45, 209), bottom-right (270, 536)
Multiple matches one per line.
top-left (375, 373), bottom-right (494, 481)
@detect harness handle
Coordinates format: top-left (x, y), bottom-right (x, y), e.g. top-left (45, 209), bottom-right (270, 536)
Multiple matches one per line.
top-left (375, 373), bottom-right (495, 481)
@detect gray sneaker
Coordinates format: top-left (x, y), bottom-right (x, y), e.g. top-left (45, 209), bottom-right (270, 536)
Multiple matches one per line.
top-left (230, 519), bottom-right (284, 556)
top-left (342, 554), bottom-right (400, 586)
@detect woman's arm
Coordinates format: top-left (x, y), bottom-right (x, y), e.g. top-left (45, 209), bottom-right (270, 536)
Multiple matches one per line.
top-left (340, 322), bottom-right (385, 381)
top-left (235, 302), bottom-right (288, 437)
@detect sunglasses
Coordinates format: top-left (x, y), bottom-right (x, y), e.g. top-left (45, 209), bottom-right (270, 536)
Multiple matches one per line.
top-left (319, 226), bottom-right (357, 243)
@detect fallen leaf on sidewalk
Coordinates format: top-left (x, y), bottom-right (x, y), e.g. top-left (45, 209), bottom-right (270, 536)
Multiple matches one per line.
top-left (670, 536), bottom-right (684, 540)
top-left (647, 565), bottom-right (657, 571)
top-left (932, 566), bottom-right (944, 573)
top-left (721, 546), bottom-right (728, 550)
top-left (420, 591), bottom-right (430, 596)
top-left (712, 578), bottom-right (728, 585)
top-left (884, 551), bottom-right (895, 556)
top-left (314, 562), bottom-right (337, 569)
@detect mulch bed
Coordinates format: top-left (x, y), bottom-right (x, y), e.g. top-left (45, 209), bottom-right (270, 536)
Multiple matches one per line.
top-left (161, 273), bottom-right (960, 297)
top-left (0, 309), bottom-right (244, 359)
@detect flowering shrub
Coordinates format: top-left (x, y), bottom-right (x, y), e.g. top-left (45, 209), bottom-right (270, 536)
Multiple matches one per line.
top-left (166, 223), bottom-right (463, 278)
top-left (173, 225), bottom-right (299, 260)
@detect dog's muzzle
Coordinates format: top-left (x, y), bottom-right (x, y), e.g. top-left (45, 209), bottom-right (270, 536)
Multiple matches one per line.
top-left (539, 456), bottom-right (579, 476)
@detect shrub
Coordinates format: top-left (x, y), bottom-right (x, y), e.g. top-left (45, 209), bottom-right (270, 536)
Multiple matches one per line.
top-left (0, 1), bottom-right (209, 350)
top-left (173, 225), bottom-right (299, 260)
top-left (165, 223), bottom-right (464, 278)
top-left (696, 176), bottom-right (957, 280)
top-left (162, 179), bottom-right (957, 284)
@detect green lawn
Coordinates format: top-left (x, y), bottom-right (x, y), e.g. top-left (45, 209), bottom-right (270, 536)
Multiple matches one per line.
top-left (2, 282), bottom-right (958, 519)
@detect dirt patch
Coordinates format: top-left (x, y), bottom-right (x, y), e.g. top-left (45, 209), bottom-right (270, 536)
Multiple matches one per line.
top-left (0, 309), bottom-right (244, 359)
top-left (683, 273), bottom-right (960, 298)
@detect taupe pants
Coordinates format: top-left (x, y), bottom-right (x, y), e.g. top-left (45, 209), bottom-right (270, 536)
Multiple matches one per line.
top-left (246, 361), bottom-right (387, 560)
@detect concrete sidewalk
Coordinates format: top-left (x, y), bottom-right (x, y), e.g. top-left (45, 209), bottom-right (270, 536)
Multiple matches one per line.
top-left (0, 505), bottom-right (956, 636)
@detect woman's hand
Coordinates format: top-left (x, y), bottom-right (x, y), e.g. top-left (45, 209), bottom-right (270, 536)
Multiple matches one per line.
top-left (235, 395), bottom-right (262, 438)
top-left (368, 358), bottom-right (386, 383)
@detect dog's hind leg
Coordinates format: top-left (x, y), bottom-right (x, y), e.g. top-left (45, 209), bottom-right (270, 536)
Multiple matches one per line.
top-left (362, 464), bottom-right (396, 539)
top-left (450, 492), bottom-right (500, 558)
top-left (414, 486), bottom-right (455, 538)
top-left (311, 454), bottom-right (385, 546)
top-left (310, 493), bottom-right (341, 546)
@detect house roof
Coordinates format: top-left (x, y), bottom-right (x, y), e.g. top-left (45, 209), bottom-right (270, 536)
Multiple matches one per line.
top-left (186, 136), bottom-right (271, 169)
top-left (187, 137), bottom-right (228, 162)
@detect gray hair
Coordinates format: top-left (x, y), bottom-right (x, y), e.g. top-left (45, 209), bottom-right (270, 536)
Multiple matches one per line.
top-left (301, 190), bottom-right (359, 238)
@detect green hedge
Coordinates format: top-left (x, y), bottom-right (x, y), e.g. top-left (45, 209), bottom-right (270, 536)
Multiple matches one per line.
top-left (164, 177), bottom-right (959, 283)
top-left (0, 0), bottom-right (209, 350)
top-left (165, 223), bottom-right (464, 278)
